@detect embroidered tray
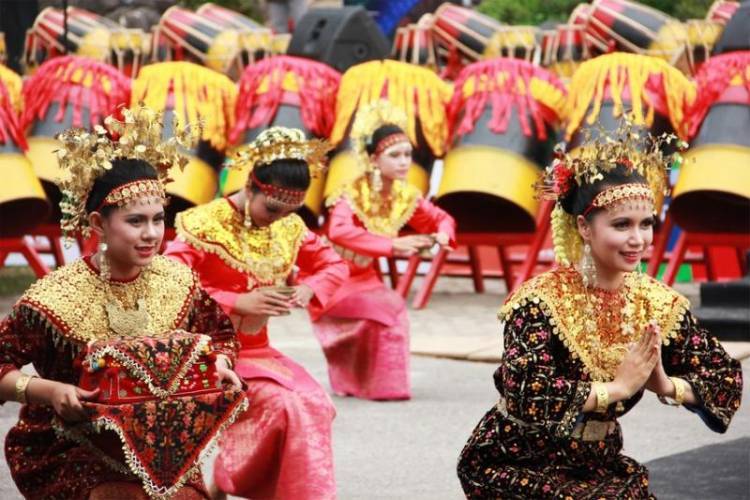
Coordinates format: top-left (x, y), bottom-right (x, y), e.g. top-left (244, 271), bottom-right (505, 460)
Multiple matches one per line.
top-left (55, 331), bottom-right (248, 499)
top-left (78, 331), bottom-right (221, 402)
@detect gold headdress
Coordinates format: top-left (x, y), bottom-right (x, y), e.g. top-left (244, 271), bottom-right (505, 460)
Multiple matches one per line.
top-left (350, 100), bottom-right (411, 174)
top-left (56, 105), bottom-right (198, 239)
top-left (231, 126), bottom-right (332, 206)
top-left (537, 117), bottom-right (686, 266)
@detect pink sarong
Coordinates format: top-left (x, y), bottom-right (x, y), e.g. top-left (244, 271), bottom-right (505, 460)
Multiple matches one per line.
top-left (313, 286), bottom-right (411, 400)
top-left (213, 345), bottom-right (337, 500)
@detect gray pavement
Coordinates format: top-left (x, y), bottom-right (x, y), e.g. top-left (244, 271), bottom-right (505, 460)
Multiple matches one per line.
top-left (0, 276), bottom-right (748, 499)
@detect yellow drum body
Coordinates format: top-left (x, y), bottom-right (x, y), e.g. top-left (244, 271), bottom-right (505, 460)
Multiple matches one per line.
top-left (0, 149), bottom-right (49, 236)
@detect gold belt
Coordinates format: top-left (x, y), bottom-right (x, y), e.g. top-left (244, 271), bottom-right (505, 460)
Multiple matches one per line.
top-left (326, 239), bottom-right (374, 268)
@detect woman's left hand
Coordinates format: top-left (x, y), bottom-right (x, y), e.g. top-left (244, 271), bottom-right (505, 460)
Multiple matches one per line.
top-left (290, 284), bottom-right (315, 308)
top-left (215, 355), bottom-right (242, 390)
top-left (643, 323), bottom-right (673, 396)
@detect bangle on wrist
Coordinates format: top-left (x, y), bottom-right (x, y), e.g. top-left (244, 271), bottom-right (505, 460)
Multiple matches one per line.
top-left (593, 382), bottom-right (609, 414)
top-left (658, 377), bottom-right (686, 406)
top-left (15, 374), bottom-right (38, 405)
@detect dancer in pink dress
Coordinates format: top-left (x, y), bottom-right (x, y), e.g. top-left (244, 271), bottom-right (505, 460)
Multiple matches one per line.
top-left (165, 127), bottom-right (347, 499)
top-left (314, 101), bottom-right (456, 401)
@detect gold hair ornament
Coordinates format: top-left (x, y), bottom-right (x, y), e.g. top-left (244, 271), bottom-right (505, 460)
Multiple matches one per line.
top-left (230, 126), bottom-right (331, 178)
top-left (536, 117), bottom-right (687, 266)
top-left (56, 105), bottom-right (199, 240)
top-left (350, 100), bottom-right (410, 176)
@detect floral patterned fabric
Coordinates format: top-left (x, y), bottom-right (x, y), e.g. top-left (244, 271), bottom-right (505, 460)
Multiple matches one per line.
top-left (457, 269), bottom-right (743, 499)
top-left (0, 258), bottom-right (239, 499)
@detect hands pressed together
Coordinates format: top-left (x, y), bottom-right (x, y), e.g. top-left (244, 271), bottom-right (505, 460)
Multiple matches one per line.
top-left (392, 232), bottom-right (452, 257)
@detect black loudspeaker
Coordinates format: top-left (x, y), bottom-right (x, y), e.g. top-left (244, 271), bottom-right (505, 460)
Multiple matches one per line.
top-left (287, 7), bottom-right (390, 72)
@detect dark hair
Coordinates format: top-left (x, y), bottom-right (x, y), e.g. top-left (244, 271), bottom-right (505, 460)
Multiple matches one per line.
top-left (365, 124), bottom-right (405, 156)
top-left (85, 158), bottom-right (159, 216)
top-left (249, 158), bottom-right (310, 193)
top-left (559, 163), bottom-right (648, 219)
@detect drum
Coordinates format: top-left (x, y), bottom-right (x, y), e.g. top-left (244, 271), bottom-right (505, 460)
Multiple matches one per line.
top-left (109, 28), bottom-right (151, 78)
top-left (585, 0), bottom-right (688, 70)
top-left (23, 7), bottom-right (111, 73)
top-left (671, 51), bottom-right (750, 233)
top-left (684, 20), bottom-right (724, 76)
top-left (436, 58), bottom-right (566, 233)
top-left (153, 6), bottom-right (242, 78)
top-left (431, 3), bottom-right (502, 73)
top-left (392, 20), bottom-right (438, 70)
top-left (483, 26), bottom-right (539, 62)
top-left (196, 3), bottom-right (273, 68)
top-left (20, 56), bottom-right (131, 223)
top-left (325, 59), bottom-right (452, 204)
top-left (131, 61), bottom-right (237, 225)
top-left (569, 3), bottom-right (592, 26)
top-left (541, 24), bottom-right (591, 80)
top-left (222, 55), bottom-right (341, 227)
top-left (706, 1), bottom-right (739, 24)
top-left (0, 65), bottom-right (49, 236)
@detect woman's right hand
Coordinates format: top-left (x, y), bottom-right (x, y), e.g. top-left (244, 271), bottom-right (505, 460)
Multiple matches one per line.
top-left (392, 235), bottom-right (434, 257)
top-left (233, 288), bottom-right (292, 317)
top-left (48, 383), bottom-right (100, 422)
top-left (611, 327), bottom-right (660, 401)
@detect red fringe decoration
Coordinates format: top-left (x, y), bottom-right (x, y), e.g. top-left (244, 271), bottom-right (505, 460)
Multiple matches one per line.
top-left (20, 56), bottom-right (131, 134)
top-left (231, 55), bottom-right (340, 144)
top-left (447, 58), bottom-right (566, 143)
top-left (0, 81), bottom-right (27, 150)
top-left (686, 51), bottom-right (750, 139)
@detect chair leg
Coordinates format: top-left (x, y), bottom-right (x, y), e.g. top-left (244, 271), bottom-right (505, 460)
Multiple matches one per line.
top-left (663, 232), bottom-right (687, 286)
top-left (704, 246), bottom-right (717, 282)
top-left (387, 257), bottom-right (399, 288)
top-left (468, 245), bottom-right (485, 293)
top-left (648, 213), bottom-right (673, 277)
top-left (49, 235), bottom-right (65, 267)
top-left (396, 255), bottom-right (421, 298)
top-left (498, 246), bottom-right (514, 293)
top-left (412, 248), bottom-right (448, 309)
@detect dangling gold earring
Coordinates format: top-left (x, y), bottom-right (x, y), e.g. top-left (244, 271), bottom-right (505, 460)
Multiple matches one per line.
top-left (98, 241), bottom-right (110, 282)
top-left (244, 198), bottom-right (253, 229)
top-left (580, 242), bottom-right (597, 288)
top-left (370, 166), bottom-right (383, 193)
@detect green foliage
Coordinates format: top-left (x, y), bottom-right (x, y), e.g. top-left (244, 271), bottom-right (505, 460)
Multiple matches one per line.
top-left (477, 0), bottom-right (715, 24)
top-left (178, 0), bottom-right (264, 22)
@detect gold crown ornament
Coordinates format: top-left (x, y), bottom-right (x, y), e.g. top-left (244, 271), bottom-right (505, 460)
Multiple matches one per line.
top-left (349, 100), bottom-right (411, 175)
top-left (536, 117), bottom-right (687, 267)
top-left (56, 105), bottom-right (199, 240)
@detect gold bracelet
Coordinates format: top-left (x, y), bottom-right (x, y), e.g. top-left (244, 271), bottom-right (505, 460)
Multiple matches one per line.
top-left (15, 374), bottom-right (37, 405)
top-left (658, 377), bottom-right (687, 406)
top-left (593, 382), bottom-right (609, 414)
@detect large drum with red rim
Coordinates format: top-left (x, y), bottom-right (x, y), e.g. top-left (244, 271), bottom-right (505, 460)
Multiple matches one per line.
top-left (436, 58), bottom-right (566, 233)
top-left (0, 65), bottom-right (48, 236)
top-left (131, 61), bottom-right (237, 225)
top-left (20, 56), bottom-right (131, 223)
top-left (392, 19), bottom-right (438, 70)
top-left (585, 0), bottom-right (688, 70)
top-left (706, 1), bottom-right (740, 24)
top-left (196, 3), bottom-right (273, 69)
top-left (222, 55), bottom-right (341, 227)
top-left (671, 51), bottom-right (750, 233)
top-left (153, 6), bottom-right (242, 79)
top-left (431, 3), bottom-right (502, 76)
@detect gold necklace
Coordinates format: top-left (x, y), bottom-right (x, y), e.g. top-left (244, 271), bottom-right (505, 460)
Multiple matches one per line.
top-left (100, 260), bottom-right (153, 337)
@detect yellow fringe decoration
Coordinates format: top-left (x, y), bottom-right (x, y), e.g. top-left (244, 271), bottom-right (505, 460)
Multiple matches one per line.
top-left (550, 203), bottom-right (582, 267)
top-left (131, 62), bottom-right (237, 151)
top-left (565, 53), bottom-right (696, 140)
top-left (330, 60), bottom-right (452, 157)
top-left (0, 64), bottom-right (23, 113)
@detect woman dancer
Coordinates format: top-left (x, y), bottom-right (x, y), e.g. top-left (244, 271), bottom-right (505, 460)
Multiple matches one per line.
top-left (457, 123), bottom-right (743, 498)
top-left (0, 106), bottom-right (243, 499)
top-left (314, 101), bottom-right (456, 401)
top-left (166, 127), bottom-right (347, 500)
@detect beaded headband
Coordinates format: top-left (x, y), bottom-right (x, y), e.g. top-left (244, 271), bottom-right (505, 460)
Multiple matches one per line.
top-left (372, 133), bottom-right (411, 158)
top-left (582, 183), bottom-right (655, 217)
top-left (250, 170), bottom-right (306, 208)
top-left (56, 105), bottom-right (198, 239)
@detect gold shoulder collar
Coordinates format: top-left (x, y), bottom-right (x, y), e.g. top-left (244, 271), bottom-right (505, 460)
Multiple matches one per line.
top-left (175, 198), bottom-right (307, 285)
top-left (499, 268), bottom-right (690, 381)
top-left (20, 256), bottom-right (199, 344)
top-left (326, 176), bottom-right (421, 237)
